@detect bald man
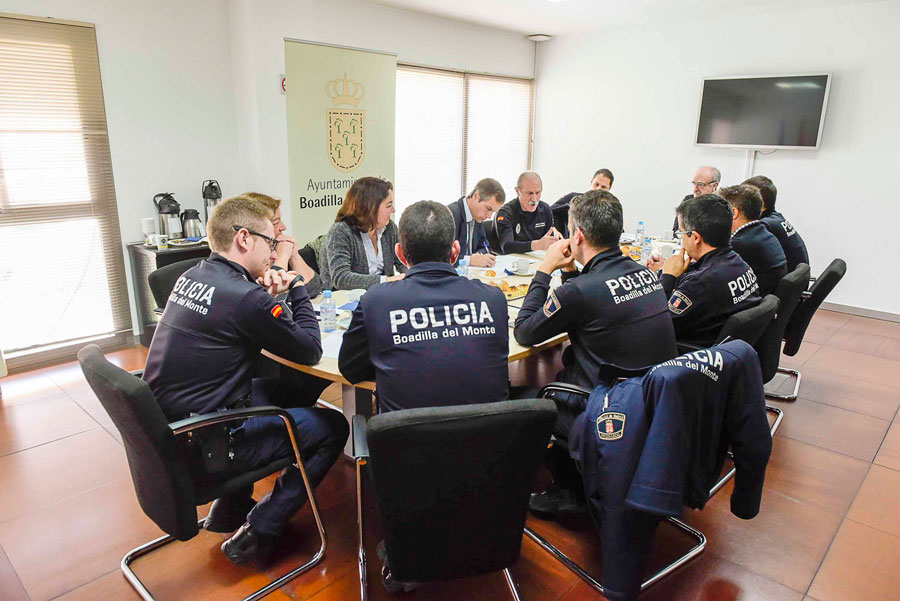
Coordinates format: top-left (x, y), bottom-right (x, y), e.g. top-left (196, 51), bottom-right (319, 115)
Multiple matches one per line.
top-left (672, 166), bottom-right (721, 237)
top-left (496, 171), bottom-right (562, 254)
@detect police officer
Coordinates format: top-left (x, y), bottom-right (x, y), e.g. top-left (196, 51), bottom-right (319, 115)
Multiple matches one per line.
top-left (143, 195), bottom-right (348, 566)
top-left (743, 175), bottom-right (810, 272)
top-left (447, 178), bottom-right (505, 267)
top-left (496, 171), bottom-right (562, 253)
top-left (339, 200), bottom-right (509, 412)
top-left (648, 194), bottom-right (762, 347)
top-left (514, 189), bottom-right (678, 515)
top-left (672, 166), bottom-right (721, 237)
top-left (550, 168), bottom-right (615, 236)
top-left (719, 184), bottom-right (788, 296)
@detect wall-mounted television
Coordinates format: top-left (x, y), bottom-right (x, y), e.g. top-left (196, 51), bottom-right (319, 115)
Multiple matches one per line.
top-left (695, 74), bottom-right (831, 150)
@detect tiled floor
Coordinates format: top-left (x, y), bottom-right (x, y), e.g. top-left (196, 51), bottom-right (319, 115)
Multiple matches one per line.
top-left (1, 309), bottom-right (899, 601)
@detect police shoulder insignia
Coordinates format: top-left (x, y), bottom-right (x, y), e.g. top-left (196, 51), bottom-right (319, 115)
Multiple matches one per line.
top-left (497, 215), bottom-right (505, 222)
top-left (516, 223), bottom-right (521, 234)
top-left (543, 289), bottom-right (562, 318)
top-left (596, 412), bottom-right (626, 441)
top-left (668, 290), bottom-right (693, 315)
top-left (270, 304), bottom-right (284, 318)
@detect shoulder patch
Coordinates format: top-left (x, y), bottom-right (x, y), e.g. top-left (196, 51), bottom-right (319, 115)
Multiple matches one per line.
top-left (497, 215), bottom-right (505, 222)
top-left (543, 288), bottom-right (562, 318)
top-left (668, 290), bottom-right (693, 315)
top-left (270, 304), bottom-right (284, 318)
top-left (596, 411), bottom-right (626, 441)
top-left (515, 223), bottom-right (521, 235)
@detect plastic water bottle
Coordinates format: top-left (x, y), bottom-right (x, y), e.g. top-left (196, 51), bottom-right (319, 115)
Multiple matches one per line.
top-left (641, 235), bottom-right (653, 263)
top-left (635, 220), bottom-right (645, 245)
top-left (321, 290), bottom-right (336, 332)
top-left (456, 257), bottom-right (468, 277)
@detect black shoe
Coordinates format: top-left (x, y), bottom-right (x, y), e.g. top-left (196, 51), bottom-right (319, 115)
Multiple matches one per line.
top-left (529, 485), bottom-right (588, 518)
top-left (221, 522), bottom-right (277, 566)
top-left (376, 541), bottom-right (419, 593)
top-left (204, 495), bottom-right (257, 533)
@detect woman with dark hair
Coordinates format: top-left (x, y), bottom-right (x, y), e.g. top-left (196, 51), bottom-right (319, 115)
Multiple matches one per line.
top-left (320, 177), bottom-right (406, 290)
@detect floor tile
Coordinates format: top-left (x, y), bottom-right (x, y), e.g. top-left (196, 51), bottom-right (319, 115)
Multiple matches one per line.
top-left (779, 341), bottom-right (821, 370)
top-left (0, 372), bottom-right (66, 407)
top-left (0, 478), bottom-right (162, 601)
top-left (827, 328), bottom-right (900, 362)
top-left (0, 544), bottom-right (29, 601)
top-left (770, 366), bottom-right (900, 421)
top-left (52, 569), bottom-right (140, 601)
top-left (847, 464), bottom-right (900, 538)
top-left (804, 346), bottom-right (900, 389)
top-left (685, 484), bottom-right (843, 592)
top-left (875, 422), bottom-right (900, 471)
top-left (764, 437), bottom-right (869, 514)
top-left (0, 395), bottom-right (98, 457)
top-left (841, 315), bottom-right (900, 340)
top-left (0, 428), bottom-right (128, 524)
top-left (777, 398), bottom-right (890, 462)
top-left (808, 520), bottom-right (900, 601)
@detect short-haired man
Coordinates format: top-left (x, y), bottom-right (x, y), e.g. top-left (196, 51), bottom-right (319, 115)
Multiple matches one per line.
top-left (339, 200), bottom-right (509, 412)
top-left (551, 168), bottom-right (615, 235)
top-left (447, 178), bottom-right (504, 268)
top-left (143, 196), bottom-right (348, 565)
top-left (649, 194), bottom-right (761, 347)
top-left (719, 184), bottom-right (788, 296)
top-left (673, 166), bottom-right (721, 236)
top-left (515, 190), bottom-right (677, 515)
top-left (496, 171), bottom-right (562, 253)
top-left (742, 175), bottom-right (810, 272)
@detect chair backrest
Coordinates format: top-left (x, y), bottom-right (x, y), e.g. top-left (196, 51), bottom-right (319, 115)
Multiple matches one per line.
top-left (148, 258), bottom-right (203, 309)
top-left (77, 344), bottom-right (199, 540)
top-left (717, 294), bottom-right (779, 346)
top-left (754, 264), bottom-right (810, 382)
top-left (483, 218), bottom-right (502, 254)
top-left (298, 244), bottom-right (319, 273)
top-left (783, 258), bottom-right (847, 356)
top-left (366, 399), bottom-right (556, 583)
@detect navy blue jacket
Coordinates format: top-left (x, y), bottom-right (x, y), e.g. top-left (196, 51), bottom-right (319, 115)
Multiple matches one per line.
top-left (550, 192), bottom-right (582, 237)
top-left (661, 247), bottom-right (761, 347)
top-left (143, 254), bottom-right (322, 420)
top-left (672, 194), bottom-right (693, 236)
top-left (570, 340), bottom-right (772, 601)
top-left (496, 197), bottom-right (554, 254)
top-left (515, 248), bottom-right (678, 390)
top-left (731, 220), bottom-right (788, 296)
top-left (761, 209), bottom-right (810, 272)
top-left (447, 196), bottom-right (489, 262)
top-left (339, 262), bottom-right (509, 413)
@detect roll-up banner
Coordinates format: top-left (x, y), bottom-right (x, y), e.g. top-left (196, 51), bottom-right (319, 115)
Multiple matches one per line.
top-left (284, 39), bottom-right (397, 243)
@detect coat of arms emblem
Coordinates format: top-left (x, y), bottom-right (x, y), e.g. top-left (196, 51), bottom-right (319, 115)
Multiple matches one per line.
top-left (325, 73), bottom-right (365, 172)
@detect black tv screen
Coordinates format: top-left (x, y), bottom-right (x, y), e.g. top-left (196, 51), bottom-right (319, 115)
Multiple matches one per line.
top-left (696, 74), bottom-right (831, 149)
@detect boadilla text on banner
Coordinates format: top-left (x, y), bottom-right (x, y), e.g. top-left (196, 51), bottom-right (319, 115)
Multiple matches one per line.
top-left (284, 40), bottom-right (396, 243)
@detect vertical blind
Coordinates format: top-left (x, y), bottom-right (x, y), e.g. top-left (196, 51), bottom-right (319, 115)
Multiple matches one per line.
top-left (0, 15), bottom-right (130, 360)
top-left (394, 65), bottom-right (533, 216)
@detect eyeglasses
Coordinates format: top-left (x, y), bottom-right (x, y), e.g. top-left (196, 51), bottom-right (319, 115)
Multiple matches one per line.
top-left (691, 180), bottom-right (719, 188)
top-left (674, 230), bottom-right (695, 239)
top-left (232, 225), bottom-right (280, 251)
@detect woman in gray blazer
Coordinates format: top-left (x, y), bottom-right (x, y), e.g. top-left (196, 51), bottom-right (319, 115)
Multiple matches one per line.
top-left (320, 177), bottom-right (407, 290)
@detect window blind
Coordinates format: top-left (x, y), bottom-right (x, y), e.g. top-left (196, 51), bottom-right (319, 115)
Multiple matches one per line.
top-left (0, 15), bottom-right (131, 364)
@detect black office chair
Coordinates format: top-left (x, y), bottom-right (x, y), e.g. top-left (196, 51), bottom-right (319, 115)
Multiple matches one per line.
top-left (77, 344), bottom-right (327, 601)
top-left (352, 399), bottom-right (557, 600)
top-left (756, 264), bottom-right (810, 400)
top-left (484, 218), bottom-right (503, 254)
top-left (677, 294), bottom-right (779, 355)
top-left (530, 351), bottom-right (783, 598)
top-left (148, 258), bottom-right (203, 313)
top-left (298, 245), bottom-right (319, 273)
top-left (778, 259), bottom-right (847, 399)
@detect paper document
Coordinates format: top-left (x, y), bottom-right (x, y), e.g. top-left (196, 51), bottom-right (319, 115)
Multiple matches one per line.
top-left (321, 331), bottom-right (344, 359)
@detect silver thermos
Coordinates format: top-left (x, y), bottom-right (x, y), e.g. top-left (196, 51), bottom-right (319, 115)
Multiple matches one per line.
top-left (153, 192), bottom-right (183, 239)
top-left (202, 180), bottom-right (222, 223)
top-left (181, 209), bottom-right (205, 238)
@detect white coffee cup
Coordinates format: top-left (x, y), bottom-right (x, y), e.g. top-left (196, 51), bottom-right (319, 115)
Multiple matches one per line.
top-left (151, 234), bottom-right (169, 249)
top-left (515, 258), bottom-right (530, 274)
top-left (661, 244), bottom-right (675, 257)
top-left (141, 217), bottom-right (156, 244)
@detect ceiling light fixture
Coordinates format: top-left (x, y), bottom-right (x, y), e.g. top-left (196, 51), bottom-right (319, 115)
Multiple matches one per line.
top-left (527, 34), bottom-right (552, 42)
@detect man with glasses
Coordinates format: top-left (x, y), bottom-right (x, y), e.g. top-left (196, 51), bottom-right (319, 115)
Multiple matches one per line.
top-left (649, 194), bottom-right (761, 347)
top-left (143, 195), bottom-right (348, 566)
top-left (672, 166), bottom-right (721, 237)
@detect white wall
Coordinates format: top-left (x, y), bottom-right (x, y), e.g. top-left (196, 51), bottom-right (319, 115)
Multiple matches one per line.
top-left (1, 0), bottom-right (241, 333)
top-left (533, 0), bottom-right (900, 315)
top-left (226, 0), bottom-right (535, 226)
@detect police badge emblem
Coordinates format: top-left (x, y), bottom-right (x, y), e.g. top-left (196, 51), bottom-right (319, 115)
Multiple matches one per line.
top-left (325, 73), bottom-right (366, 172)
top-left (668, 290), bottom-right (693, 314)
top-left (596, 411), bottom-right (626, 441)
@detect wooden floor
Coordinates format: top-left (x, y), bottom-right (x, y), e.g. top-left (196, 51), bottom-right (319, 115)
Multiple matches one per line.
top-left (1, 309), bottom-right (899, 601)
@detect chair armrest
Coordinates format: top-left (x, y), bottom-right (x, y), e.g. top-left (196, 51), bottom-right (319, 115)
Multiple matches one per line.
top-left (153, 307), bottom-right (164, 316)
top-left (129, 369), bottom-right (144, 378)
top-left (538, 381), bottom-right (591, 400)
top-left (676, 341), bottom-right (703, 354)
top-left (168, 405), bottom-right (296, 435)
top-left (352, 414), bottom-right (369, 459)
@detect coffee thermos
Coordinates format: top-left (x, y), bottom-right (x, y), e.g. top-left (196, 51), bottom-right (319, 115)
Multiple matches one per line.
top-left (181, 209), bottom-right (205, 238)
top-left (153, 193), bottom-right (183, 239)
top-left (202, 180), bottom-right (222, 222)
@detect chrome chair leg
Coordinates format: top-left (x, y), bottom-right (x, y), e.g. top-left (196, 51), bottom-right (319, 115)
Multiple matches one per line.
top-left (765, 367), bottom-right (801, 402)
top-left (503, 568), bottom-right (523, 601)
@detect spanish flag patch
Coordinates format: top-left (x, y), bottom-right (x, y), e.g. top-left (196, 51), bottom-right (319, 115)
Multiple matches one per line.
top-left (271, 304), bottom-right (284, 318)
top-left (497, 215), bottom-right (505, 222)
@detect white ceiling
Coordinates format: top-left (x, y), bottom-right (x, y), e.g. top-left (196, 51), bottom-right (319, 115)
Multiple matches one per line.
top-left (363, 0), bottom-right (874, 36)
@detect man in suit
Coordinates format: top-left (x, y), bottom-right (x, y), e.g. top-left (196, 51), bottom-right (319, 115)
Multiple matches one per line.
top-left (447, 178), bottom-right (505, 267)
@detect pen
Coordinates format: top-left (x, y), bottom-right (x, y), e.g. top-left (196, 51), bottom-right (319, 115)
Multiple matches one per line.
top-left (482, 239), bottom-right (495, 256)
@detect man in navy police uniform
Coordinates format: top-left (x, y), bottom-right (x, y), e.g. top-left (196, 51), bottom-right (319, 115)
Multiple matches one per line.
top-left (496, 171), bottom-right (563, 254)
top-left (743, 175), bottom-right (810, 272)
top-left (143, 195), bottom-right (348, 566)
top-left (550, 168), bottom-right (615, 236)
top-left (514, 189), bottom-right (678, 515)
top-left (447, 177), bottom-right (504, 268)
top-left (648, 194), bottom-right (762, 347)
top-left (340, 200), bottom-right (509, 412)
top-left (720, 184), bottom-right (788, 296)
